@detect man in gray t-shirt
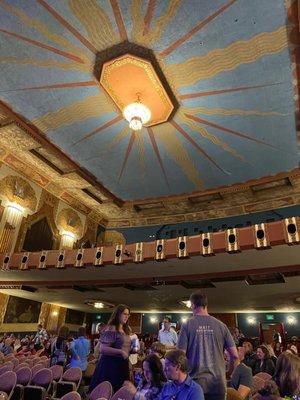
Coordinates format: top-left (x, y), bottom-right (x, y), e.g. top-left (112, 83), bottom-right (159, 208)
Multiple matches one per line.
top-left (177, 291), bottom-right (239, 400)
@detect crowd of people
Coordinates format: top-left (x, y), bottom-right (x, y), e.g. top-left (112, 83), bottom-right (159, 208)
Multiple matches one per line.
top-left (0, 291), bottom-right (299, 400)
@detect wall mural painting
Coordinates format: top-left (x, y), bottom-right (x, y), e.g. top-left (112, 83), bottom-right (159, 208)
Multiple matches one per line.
top-left (3, 295), bottom-right (41, 323)
top-left (65, 308), bottom-right (85, 326)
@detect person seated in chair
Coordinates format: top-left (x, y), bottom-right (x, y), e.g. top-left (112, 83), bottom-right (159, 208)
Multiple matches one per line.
top-left (125, 349), bottom-right (204, 400)
top-left (229, 347), bottom-right (253, 400)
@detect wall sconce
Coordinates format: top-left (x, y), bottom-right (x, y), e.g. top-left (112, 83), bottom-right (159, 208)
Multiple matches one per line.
top-left (181, 316), bottom-right (188, 323)
top-left (287, 315), bottom-right (297, 325)
top-left (61, 231), bottom-right (76, 248)
top-left (150, 316), bottom-right (157, 324)
top-left (51, 311), bottom-right (58, 317)
top-left (247, 316), bottom-right (256, 325)
top-left (6, 202), bottom-right (25, 227)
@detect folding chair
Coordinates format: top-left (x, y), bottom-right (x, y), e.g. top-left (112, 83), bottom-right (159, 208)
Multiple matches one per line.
top-left (89, 381), bottom-right (113, 400)
top-left (53, 368), bottom-right (82, 399)
top-left (23, 368), bottom-right (52, 400)
top-left (0, 371), bottom-right (17, 400)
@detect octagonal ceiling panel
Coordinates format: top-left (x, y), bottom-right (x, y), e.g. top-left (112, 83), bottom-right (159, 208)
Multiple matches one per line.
top-left (0, 0), bottom-right (299, 202)
top-left (100, 54), bottom-right (175, 126)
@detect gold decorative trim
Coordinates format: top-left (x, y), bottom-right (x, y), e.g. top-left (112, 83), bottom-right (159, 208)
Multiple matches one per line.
top-left (0, 175), bottom-right (37, 211)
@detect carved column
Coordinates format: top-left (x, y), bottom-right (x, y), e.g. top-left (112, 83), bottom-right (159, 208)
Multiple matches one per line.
top-left (0, 293), bottom-right (9, 325)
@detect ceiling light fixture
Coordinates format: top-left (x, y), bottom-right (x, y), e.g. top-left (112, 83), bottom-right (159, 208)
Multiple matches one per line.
top-left (181, 300), bottom-right (191, 309)
top-left (94, 302), bottom-right (104, 309)
top-left (123, 94), bottom-right (151, 131)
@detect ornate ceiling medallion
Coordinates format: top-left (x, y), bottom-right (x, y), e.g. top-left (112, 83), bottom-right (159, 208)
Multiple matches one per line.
top-left (97, 42), bottom-right (178, 128)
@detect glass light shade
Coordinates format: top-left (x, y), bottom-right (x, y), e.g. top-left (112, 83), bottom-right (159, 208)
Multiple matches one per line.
top-left (123, 102), bottom-right (151, 131)
top-left (129, 116), bottom-right (142, 131)
top-left (94, 302), bottom-right (104, 309)
top-left (182, 300), bottom-right (191, 309)
top-left (61, 231), bottom-right (76, 248)
top-left (6, 203), bottom-right (24, 227)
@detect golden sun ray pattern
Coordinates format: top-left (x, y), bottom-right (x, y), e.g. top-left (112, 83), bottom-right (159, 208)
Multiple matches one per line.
top-left (0, 1), bottom-right (92, 66)
top-left (153, 123), bottom-right (203, 189)
top-left (135, 130), bottom-right (146, 180)
top-left (32, 93), bottom-right (115, 132)
top-left (0, 57), bottom-right (92, 72)
top-left (165, 26), bottom-right (288, 87)
top-left (68, 0), bottom-right (118, 51)
top-left (97, 126), bottom-right (130, 158)
top-left (130, 0), bottom-right (182, 46)
top-left (177, 110), bottom-right (245, 162)
top-left (186, 106), bottom-right (287, 117)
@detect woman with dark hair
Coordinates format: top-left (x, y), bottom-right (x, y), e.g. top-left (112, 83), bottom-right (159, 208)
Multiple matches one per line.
top-left (89, 304), bottom-right (131, 392)
top-left (252, 345), bottom-right (276, 376)
top-left (125, 354), bottom-right (166, 399)
top-left (273, 351), bottom-right (300, 398)
top-left (51, 325), bottom-right (70, 366)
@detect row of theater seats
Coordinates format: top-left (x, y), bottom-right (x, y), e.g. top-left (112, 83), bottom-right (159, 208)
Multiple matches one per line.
top-left (0, 352), bottom-right (273, 400)
top-left (0, 353), bottom-right (134, 400)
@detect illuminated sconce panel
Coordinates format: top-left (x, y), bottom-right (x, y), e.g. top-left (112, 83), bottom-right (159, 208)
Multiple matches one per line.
top-left (247, 316), bottom-right (256, 325)
top-left (61, 231), bottom-right (76, 249)
top-left (286, 315), bottom-right (297, 325)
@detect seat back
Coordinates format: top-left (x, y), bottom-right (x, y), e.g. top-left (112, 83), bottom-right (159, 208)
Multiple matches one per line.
top-left (4, 356), bottom-right (14, 363)
top-left (31, 364), bottom-right (44, 379)
top-left (110, 387), bottom-right (134, 400)
top-left (61, 368), bottom-right (82, 385)
top-left (23, 359), bottom-right (33, 368)
top-left (31, 368), bottom-right (53, 390)
top-left (14, 363), bottom-right (28, 372)
top-left (10, 359), bottom-right (18, 370)
top-left (49, 365), bottom-right (63, 381)
top-left (0, 363), bottom-right (13, 376)
top-left (16, 367), bottom-right (32, 386)
top-left (61, 392), bottom-right (81, 400)
top-left (0, 371), bottom-right (17, 394)
top-left (89, 381), bottom-right (113, 400)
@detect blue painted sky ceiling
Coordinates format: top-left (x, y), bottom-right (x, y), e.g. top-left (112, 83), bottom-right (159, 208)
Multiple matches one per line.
top-left (0, 0), bottom-right (298, 201)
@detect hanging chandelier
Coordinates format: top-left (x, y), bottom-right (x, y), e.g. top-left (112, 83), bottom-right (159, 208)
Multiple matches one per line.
top-left (123, 95), bottom-right (151, 131)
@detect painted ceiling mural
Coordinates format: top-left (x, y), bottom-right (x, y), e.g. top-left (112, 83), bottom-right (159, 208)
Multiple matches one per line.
top-left (0, 0), bottom-right (299, 203)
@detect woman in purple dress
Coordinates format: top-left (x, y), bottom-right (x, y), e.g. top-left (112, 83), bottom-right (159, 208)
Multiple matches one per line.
top-left (89, 304), bottom-right (131, 393)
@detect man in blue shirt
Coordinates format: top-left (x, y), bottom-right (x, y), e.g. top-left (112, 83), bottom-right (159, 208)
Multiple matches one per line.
top-left (158, 317), bottom-right (178, 348)
top-left (69, 326), bottom-right (90, 371)
top-left (125, 349), bottom-right (204, 400)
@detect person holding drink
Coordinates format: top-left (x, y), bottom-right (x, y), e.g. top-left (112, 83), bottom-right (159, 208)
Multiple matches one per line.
top-left (89, 304), bottom-right (131, 392)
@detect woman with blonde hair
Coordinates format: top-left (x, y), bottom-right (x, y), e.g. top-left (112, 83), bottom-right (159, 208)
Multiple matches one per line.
top-left (273, 351), bottom-right (300, 398)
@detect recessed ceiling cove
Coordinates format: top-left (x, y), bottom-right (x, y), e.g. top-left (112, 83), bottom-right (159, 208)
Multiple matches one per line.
top-left (100, 53), bottom-right (175, 127)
